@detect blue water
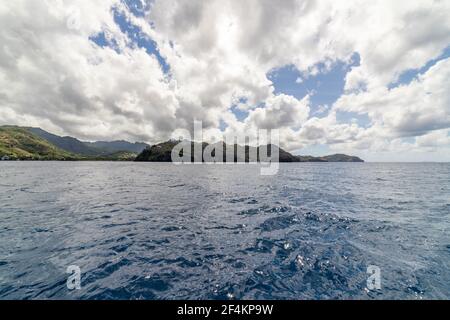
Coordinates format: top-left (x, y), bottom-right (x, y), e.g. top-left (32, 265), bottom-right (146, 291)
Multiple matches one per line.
top-left (0, 162), bottom-right (449, 300)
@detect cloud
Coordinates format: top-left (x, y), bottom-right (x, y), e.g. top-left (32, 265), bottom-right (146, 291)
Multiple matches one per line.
top-left (415, 129), bottom-right (450, 149)
top-left (246, 94), bottom-right (310, 130)
top-left (334, 57), bottom-right (450, 139)
top-left (0, 0), bottom-right (449, 160)
top-left (0, 0), bottom-right (178, 142)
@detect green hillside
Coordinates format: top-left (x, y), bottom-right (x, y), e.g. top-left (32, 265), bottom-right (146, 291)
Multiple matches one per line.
top-left (0, 126), bottom-right (80, 160)
top-left (27, 127), bottom-right (149, 155)
top-left (0, 125), bottom-right (364, 162)
top-left (135, 140), bottom-right (364, 163)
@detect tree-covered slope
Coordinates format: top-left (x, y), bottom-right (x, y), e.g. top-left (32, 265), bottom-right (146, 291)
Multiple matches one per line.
top-left (27, 127), bottom-right (100, 156)
top-left (135, 140), bottom-right (364, 163)
top-left (0, 126), bottom-right (80, 160)
top-left (85, 140), bottom-right (149, 154)
top-left (27, 127), bottom-right (149, 156)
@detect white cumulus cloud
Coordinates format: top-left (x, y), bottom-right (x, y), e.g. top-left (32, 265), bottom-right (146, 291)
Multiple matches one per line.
top-left (0, 0), bottom-right (449, 160)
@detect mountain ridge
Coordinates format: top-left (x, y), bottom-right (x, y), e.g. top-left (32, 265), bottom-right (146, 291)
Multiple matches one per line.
top-left (27, 127), bottom-right (149, 155)
top-left (0, 126), bottom-right (148, 161)
top-left (0, 126), bottom-right (80, 160)
top-left (135, 140), bottom-right (364, 163)
top-left (0, 126), bottom-right (364, 162)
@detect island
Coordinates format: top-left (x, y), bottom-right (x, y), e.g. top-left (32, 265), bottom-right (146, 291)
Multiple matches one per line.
top-left (0, 126), bottom-right (364, 162)
top-left (0, 126), bottom-right (148, 161)
top-left (135, 140), bottom-right (364, 163)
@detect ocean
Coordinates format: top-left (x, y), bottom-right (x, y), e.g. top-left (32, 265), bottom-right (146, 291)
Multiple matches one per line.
top-left (0, 162), bottom-right (449, 299)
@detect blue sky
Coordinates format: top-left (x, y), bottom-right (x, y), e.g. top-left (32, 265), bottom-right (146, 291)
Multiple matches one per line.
top-left (91, 3), bottom-right (170, 74)
top-left (389, 46), bottom-right (450, 89)
top-left (268, 53), bottom-right (360, 113)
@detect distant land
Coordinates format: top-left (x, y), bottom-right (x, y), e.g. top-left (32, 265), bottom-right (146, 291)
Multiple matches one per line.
top-left (0, 126), bottom-right (149, 161)
top-left (0, 125), bottom-right (364, 162)
top-left (135, 140), bottom-right (364, 163)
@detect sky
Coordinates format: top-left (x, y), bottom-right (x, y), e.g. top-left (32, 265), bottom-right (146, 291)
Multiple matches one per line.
top-left (0, 0), bottom-right (450, 161)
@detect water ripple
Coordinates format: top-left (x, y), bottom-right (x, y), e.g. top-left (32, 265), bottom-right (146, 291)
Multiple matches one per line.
top-left (0, 162), bottom-right (449, 299)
